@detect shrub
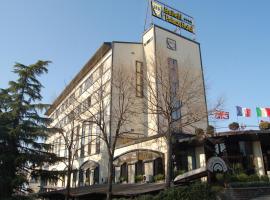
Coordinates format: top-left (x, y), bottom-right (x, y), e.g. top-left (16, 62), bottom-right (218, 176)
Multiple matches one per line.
top-left (229, 181), bottom-right (270, 188)
top-left (232, 163), bottom-right (244, 174)
top-left (259, 121), bottom-right (270, 130)
top-left (229, 122), bottom-right (239, 131)
top-left (215, 173), bottom-right (224, 182)
top-left (260, 175), bottom-right (269, 182)
top-left (247, 174), bottom-right (260, 182)
top-left (154, 174), bottom-right (165, 182)
top-left (174, 169), bottom-right (186, 178)
top-left (119, 176), bottom-right (127, 183)
top-left (113, 183), bottom-right (217, 200)
top-left (135, 175), bottom-right (144, 183)
top-left (236, 173), bottom-right (249, 182)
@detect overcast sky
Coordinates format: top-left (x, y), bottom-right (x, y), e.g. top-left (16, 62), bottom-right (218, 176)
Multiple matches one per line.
top-left (1, 0), bottom-right (270, 131)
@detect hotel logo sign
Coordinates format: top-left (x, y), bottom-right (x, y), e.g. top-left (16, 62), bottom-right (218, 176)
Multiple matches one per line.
top-left (151, 0), bottom-right (194, 34)
top-left (207, 157), bottom-right (228, 173)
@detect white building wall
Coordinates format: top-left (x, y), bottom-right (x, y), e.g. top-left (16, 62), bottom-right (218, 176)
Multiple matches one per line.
top-left (42, 25), bottom-right (208, 190)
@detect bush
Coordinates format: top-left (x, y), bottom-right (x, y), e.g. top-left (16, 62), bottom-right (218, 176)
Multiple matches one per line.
top-left (236, 173), bottom-right (249, 182)
top-left (119, 176), bottom-right (127, 183)
top-left (154, 174), bottom-right (164, 182)
top-left (259, 121), bottom-right (270, 130)
top-left (174, 169), bottom-right (186, 178)
top-left (232, 163), bottom-right (244, 174)
top-left (247, 174), bottom-right (260, 182)
top-left (135, 175), bottom-right (144, 183)
top-left (260, 175), bottom-right (269, 182)
top-left (229, 122), bottom-right (239, 131)
top-left (113, 183), bottom-right (217, 200)
top-left (229, 181), bottom-right (270, 188)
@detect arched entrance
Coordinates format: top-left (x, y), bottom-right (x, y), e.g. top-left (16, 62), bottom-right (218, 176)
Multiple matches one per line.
top-left (79, 160), bottom-right (99, 186)
top-left (113, 149), bottom-right (164, 183)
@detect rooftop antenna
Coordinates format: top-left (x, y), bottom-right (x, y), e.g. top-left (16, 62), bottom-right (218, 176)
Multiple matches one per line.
top-left (144, 0), bottom-right (153, 31)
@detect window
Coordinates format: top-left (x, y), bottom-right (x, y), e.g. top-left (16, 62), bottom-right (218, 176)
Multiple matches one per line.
top-left (136, 61), bottom-right (143, 97)
top-left (87, 96), bottom-right (92, 107)
top-left (99, 65), bottom-right (103, 76)
top-left (87, 123), bottom-right (93, 155)
top-left (167, 38), bottom-right (176, 51)
top-left (80, 125), bottom-right (85, 157)
top-left (85, 74), bottom-right (93, 90)
top-left (58, 137), bottom-right (62, 156)
top-left (168, 58), bottom-right (181, 120)
top-left (95, 126), bottom-right (100, 154)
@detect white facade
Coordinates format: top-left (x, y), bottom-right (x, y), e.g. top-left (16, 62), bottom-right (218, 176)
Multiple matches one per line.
top-left (41, 25), bottom-right (207, 190)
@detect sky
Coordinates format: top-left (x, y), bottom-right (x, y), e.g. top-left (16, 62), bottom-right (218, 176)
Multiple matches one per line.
top-left (1, 0), bottom-right (270, 132)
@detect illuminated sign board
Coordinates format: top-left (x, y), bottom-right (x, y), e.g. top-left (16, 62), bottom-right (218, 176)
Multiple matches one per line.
top-left (151, 0), bottom-right (194, 34)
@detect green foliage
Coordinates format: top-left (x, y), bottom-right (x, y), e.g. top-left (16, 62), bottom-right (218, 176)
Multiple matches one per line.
top-left (229, 181), bottom-right (270, 188)
top-left (113, 183), bottom-right (217, 200)
top-left (119, 176), bottom-right (127, 183)
top-left (260, 175), bottom-right (269, 182)
top-left (215, 173), bottom-right (224, 182)
top-left (0, 61), bottom-right (60, 198)
top-left (259, 121), bottom-right (270, 130)
top-left (228, 122), bottom-right (239, 130)
top-left (232, 163), bottom-right (244, 174)
top-left (135, 175), bottom-right (144, 183)
top-left (154, 174), bottom-right (165, 182)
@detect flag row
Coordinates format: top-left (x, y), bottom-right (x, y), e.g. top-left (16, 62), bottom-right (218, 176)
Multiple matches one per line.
top-left (214, 106), bottom-right (270, 119)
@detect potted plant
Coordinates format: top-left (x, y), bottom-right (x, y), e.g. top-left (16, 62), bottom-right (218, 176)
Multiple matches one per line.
top-left (229, 122), bottom-right (239, 131)
top-left (135, 175), bottom-right (144, 183)
top-left (154, 174), bottom-right (165, 183)
top-left (259, 121), bottom-right (270, 130)
top-left (119, 176), bottom-right (127, 184)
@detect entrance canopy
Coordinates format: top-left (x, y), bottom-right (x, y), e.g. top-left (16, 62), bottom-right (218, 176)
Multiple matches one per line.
top-left (80, 160), bottom-right (99, 170)
top-left (113, 149), bottom-right (163, 166)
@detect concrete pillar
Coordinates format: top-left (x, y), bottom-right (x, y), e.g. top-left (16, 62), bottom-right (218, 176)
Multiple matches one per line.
top-left (187, 155), bottom-right (193, 171)
top-left (128, 164), bottom-right (135, 183)
top-left (195, 146), bottom-right (206, 168)
top-left (252, 141), bottom-right (265, 176)
top-left (115, 167), bottom-right (120, 183)
top-left (144, 162), bottom-right (153, 176)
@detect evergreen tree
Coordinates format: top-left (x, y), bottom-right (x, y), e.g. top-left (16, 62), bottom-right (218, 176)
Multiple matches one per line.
top-left (0, 61), bottom-right (59, 199)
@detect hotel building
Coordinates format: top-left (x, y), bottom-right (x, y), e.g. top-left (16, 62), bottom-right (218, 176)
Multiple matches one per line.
top-left (40, 24), bottom-right (208, 192)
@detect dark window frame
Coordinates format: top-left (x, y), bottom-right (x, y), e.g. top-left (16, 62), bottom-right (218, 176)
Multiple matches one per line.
top-left (136, 61), bottom-right (144, 97)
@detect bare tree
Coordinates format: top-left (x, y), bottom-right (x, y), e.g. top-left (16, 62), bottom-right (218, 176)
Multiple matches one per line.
top-left (72, 66), bottom-right (138, 200)
top-left (48, 97), bottom-right (99, 200)
top-left (144, 51), bottom-right (222, 188)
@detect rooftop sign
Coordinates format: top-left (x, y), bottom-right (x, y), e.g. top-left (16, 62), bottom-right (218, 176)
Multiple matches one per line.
top-left (151, 0), bottom-right (195, 34)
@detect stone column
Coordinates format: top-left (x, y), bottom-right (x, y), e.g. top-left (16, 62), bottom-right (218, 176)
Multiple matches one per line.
top-left (195, 146), bottom-right (206, 168)
top-left (128, 164), bottom-right (135, 183)
top-left (252, 141), bottom-right (265, 176)
top-left (115, 167), bottom-right (120, 183)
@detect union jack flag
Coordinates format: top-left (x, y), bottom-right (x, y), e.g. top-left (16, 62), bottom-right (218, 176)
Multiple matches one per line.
top-left (214, 110), bottom-right (229, 119)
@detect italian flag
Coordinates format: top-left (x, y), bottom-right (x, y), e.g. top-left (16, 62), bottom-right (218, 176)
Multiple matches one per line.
top-left (256, 107), bottom-right (270, 117)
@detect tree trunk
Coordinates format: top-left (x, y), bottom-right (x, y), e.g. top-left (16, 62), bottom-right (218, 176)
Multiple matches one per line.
top-left (106, 153), bottom-right (113, 200)
top-left (65, 150), bottom-right (72, 200)
top-left (165, 133), bottom-right (172, 188)
top-left (65, 167), bottom-right (71, 200)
